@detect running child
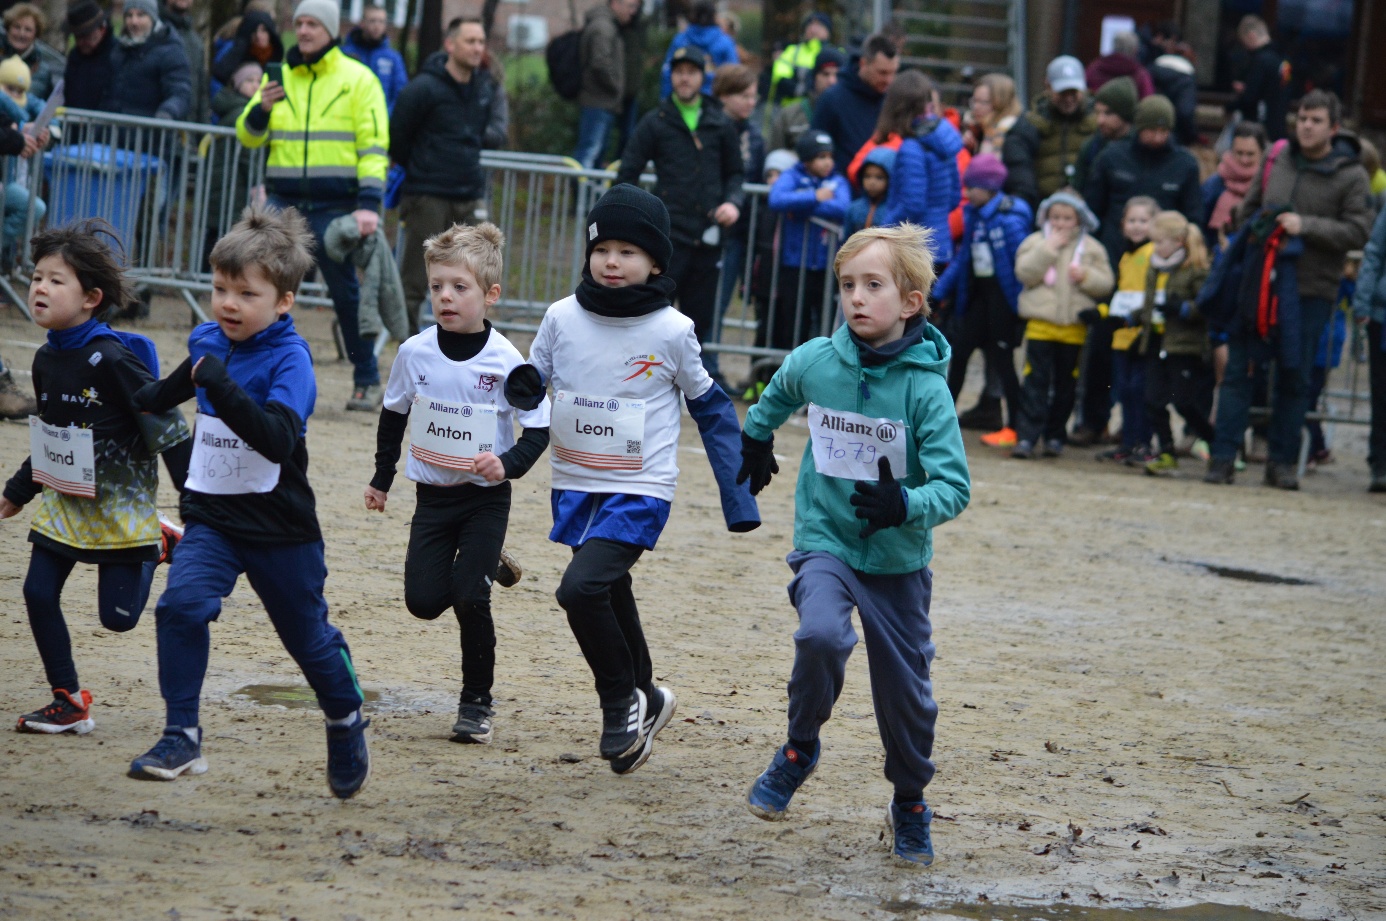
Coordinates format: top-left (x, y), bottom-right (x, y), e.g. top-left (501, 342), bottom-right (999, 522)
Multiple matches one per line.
top-left (127, 206), bottom-right (371, 798)
top-left (1095, 196), bottom-right (1157, 464)
top-left (1011, 191), bottom-right (1114, 458)
top-left (1137, 210), bottom-right (1214, 475)
top-left (2, 221), bottom-right (189, 734)
top-left (737, 223), bottom-right (971, 865)
top-left (508, 184), bottom-right (758, 774)
top-left (364, 223), bottom-right (551, 744)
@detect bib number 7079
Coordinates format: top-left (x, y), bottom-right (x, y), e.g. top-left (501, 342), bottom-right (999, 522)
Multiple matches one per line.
top-left (807, 403), bottom-right (909, 481)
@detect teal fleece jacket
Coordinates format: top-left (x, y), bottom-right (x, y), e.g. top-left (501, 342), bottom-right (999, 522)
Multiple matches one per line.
top-left (745, 321), bottom-right (971, 574)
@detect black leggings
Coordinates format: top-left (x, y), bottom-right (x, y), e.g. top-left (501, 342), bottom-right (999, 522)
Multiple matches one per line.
top-left (555, 538), bottom-right (651, 708)
top-left (1145, 353), bottom-right (1215, 454)
top-left (404, 481), bottom-right (510, 703)
top-left (24, 543), bottom-right (156, 692)
top-left (947, 293), bottom-right (1023, 429)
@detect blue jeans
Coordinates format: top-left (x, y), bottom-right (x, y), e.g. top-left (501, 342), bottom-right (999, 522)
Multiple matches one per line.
top-left (573, 107), bottom-right (616, 170)
top-left (1211, 297), bottom-right (1333, 465)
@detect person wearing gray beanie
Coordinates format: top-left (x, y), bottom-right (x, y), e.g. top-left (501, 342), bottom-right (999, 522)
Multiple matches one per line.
top-left (108, 0), bottom-right (190, 118)
top-left (293, 0), bottom-right (340, 38)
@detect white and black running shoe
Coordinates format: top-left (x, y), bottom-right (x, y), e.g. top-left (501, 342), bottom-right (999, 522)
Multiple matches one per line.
top-left (610, 686), bottom-right (676, 775)
top-left (598, 689), bottom-right (646, 760)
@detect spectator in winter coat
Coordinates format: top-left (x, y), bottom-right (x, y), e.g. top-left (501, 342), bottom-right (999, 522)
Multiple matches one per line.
top-left (1002, 56), bottom-right (1097, 209)
top-left (963, 72), bottom-right (1021, 157)
top-left (107, 0), bottom-right (193, 121)
top-left (1085, 32), bottom-right (1153, 98)
top-left (616, 44), bottom-right (744, 386)
top-left (161, 0), bottom-right (209, 122)
top-left (811, 33), bottom-right (899, 175)
top-left (873, 70), bottom-right (963, 265)
top-left (1150, 51), bottom-right (1197, 146)
top-left (768, 46), bottom-right (842, 153)
top-left (1083, 95), bottom-right (1203, 272)
top-left (1074, 76), bottom-right (1134, 195)
top-left (1205, 121), bottom-right (1267, 244)
top-left (659, 0), bottom-right (737, 99)
top-left (712, 64), bottom-right (764, 319)
top-left (342, 4), bottom-right (409, 112)
top-left (2, 4), bottom-right (60, 100)
top-left (62, 1), bottom-right (116, 112)
top-left (843, 145), bottom-right (894, 239)
top-left (766, 130), bottom-right (850, 351)
top-left (1351, 206), bottom-right (1386, 492)
top-left (768, 11), bottom-right (832, 107)
top-left (1228, 15), bottom-right (1289, 142)
top-left (573, 0), bottom-right (637, 169)
top-left (210, 9), bottom-right (283, 106)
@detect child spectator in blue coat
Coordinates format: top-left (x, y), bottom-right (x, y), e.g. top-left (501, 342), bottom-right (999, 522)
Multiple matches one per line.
top-left (932, 154), bottom-right (1032, 447)
top-left (767, 130), bottom-right (850, 350)
top-left (843, 146), bottom-right (894, 240)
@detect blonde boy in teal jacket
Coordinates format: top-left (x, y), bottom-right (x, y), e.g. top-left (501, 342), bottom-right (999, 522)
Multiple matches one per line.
top-left (737, 223), bottom-right (970, 866)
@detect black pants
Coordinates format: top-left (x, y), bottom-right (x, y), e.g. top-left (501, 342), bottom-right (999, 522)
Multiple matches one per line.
top-left (1145, 352), bottom-right (1215, 454)
top-left (947, 280), bottom-right (1022, 429)
top-left (767, 266), bottom-right (829, 352)
top-left (555, 538), bottom-right (651, 707)
top-left (404, 481), bottom-right (511, 704)
top-left (666, 243), bottom-right (721, 348)
top-left (1078, 317), bottom-right (1120, 435)
top-left (1371, 321), bottom-right (1386, 474)
top-left (25, 544), bottom-right (156, 692)
top-left (1017, 339), bottom-right (1082, 445)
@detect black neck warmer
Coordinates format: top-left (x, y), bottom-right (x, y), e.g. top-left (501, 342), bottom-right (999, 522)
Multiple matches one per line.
top-left (574, 268), bottom-right (678, 318)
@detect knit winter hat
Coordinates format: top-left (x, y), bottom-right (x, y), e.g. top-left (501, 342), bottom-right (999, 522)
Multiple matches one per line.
top-left (1037, 190), bottom-right (1099, 232)
top-left (585, 183), bottom-right (672, 270)
top-left (763, 148), bottom-right (798, 179)
top-left (1094, 76), bottom-right (1137, 123)
top-left (1133, 94), bottom-right (1176, 133)
top-left (813, 46), bottom-right (845, 74)
top-left (962, 153), bottom-right (1007, 191)
top-left (123, 0), bottom-right (160, 24)
top-left (293, 0), bottom-right (340, 37)
top-left (795, 130), bottom-right (833, 163)
top-left (802, 12), bottom-right (832, 37)
top-left (231, 60), bottom-right (264, 90)
top-left (0, 56), bottom-right (30, 91)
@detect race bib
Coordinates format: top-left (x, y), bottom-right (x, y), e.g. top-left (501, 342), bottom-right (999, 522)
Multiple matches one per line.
top-left (185, 413), bottom-right (281, 495)
top-left (971, 241), bottom-right (995, 277)
top-left (408, 396), bottom-right (498, 471)
top-left (808, 403), bottom-right (908, 481)
top-left (1108, 291), bottom-right (1145, 320)
top-left (29, 417), bottom-right (96, 498)
top-left (550, 391), bottom-right (645, 470)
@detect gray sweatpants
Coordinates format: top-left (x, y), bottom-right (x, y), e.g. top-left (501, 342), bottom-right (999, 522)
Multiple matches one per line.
top-left (785, 550), bottom-right (937, 792)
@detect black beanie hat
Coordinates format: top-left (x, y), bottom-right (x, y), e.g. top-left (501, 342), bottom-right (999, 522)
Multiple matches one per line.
top-left (796, 130), bottom-right (834, 163)
top-left (585, 183), bottom-right (672, 271)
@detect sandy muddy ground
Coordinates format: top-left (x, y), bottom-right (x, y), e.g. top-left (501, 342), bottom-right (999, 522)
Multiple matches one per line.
top-left (0, 301), bottom-right (1382, 921)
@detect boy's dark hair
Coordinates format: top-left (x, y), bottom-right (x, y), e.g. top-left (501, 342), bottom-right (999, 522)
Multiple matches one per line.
top-left (873, 69), bottom-right (932, 143)
top-left (1232, 121), bottom-right (1268, 149)
top-left (1298, 89), bottom-right (1341, 126)
top-left (29, 219), bottom-right (129, 320)
top-left (689, 0), bottom-right (716, 27)
top-left (210, 205), bottom-right (316, 297)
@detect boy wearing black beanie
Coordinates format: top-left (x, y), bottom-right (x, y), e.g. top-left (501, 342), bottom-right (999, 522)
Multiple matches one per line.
top-left (506, 184), bottom-right (759, 774)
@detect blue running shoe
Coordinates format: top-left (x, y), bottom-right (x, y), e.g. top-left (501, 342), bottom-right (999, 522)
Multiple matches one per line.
top-left (129, 727), bottom-right (207, 780)
top-left (326, 714), bottom-right (371, 799)
top-left (746, 741), bottom-right (818, 820)
top-left (887, 800), bottom-right (935, 865)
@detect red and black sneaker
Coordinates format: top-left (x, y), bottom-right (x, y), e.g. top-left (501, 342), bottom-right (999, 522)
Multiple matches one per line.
top-left (157, 514), bottom-right (183, 566)
top-left (17, 688), bottom-right (95, 734)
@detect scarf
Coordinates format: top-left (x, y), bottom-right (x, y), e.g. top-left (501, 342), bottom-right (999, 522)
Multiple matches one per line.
top-left (1149, 247), bottom-right (1187, 272)
top-left (1210, 151), bottom-right (1258, 231)
top-left (1042, 226), bottom-right (1085, 287)
top-left (574, 269), bottom-right (678, 319)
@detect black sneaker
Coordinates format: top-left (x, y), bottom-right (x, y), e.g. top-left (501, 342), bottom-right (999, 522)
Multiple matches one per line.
top-left (598, 689), bottom-right (646, 760)
top-left (451, 697), bottom-right (494, 744)
top-left (957, 396), bottom-right (1003, 431)
top-left (129, 726), bottom-right (207, 780)
top-left (493, 548), bottom-right (523, 588)
top-left (326, 713), bottom-right (371, 799)
top-left (1203, 458), bottom-right (1236, 484)
top-left (610, 686), bottom-right (677, 775)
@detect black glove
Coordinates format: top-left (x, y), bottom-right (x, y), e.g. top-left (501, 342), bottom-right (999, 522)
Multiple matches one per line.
top-left (191, 353), bottom-right (231, 393)
top-left (1077, 307), bottom-right (1102, 326)
top-left (736, 432), bottom-right (779, 495)
top-left (850, 456), bottom-right (908, 538)
top-left (504, 363), bottom-right (546, 410)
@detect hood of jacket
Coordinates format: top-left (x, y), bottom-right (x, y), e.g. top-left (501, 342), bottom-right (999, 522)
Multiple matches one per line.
top-left (829, 315), bottom-right (951, 377)
top-left (1291, 132), bottom-right (1363, 175)
top-left (863, 144), bottom-right (897, 177)
top-left (682, 23), bottom-right (730, 52)
top-left (840, 66), bottom-right (885, 105)
top-left (584, 4), bottom-right (618, 30)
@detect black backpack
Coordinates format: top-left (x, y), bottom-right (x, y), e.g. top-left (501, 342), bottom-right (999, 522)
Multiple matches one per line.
top-left (546, 30), bottom-right (583, 100)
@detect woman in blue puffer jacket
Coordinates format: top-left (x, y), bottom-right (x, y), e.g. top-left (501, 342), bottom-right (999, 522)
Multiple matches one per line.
top-left (874, 70), bottom-right (963, 265)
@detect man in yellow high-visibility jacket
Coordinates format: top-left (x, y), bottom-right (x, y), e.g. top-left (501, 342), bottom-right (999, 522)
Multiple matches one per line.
top-left (237, 0), bottom-right (390, 411)
top-left (769, 12), bottom-right (832, 108)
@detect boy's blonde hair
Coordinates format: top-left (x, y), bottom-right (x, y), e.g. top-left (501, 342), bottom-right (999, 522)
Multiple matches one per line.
top-left (423, 222), bottom-right (505, 291)
top-left (1151, 211), bottom-right (1211, 271)
top-left (834, 223), bottom-right (937, 317)
top-left (210, 205), bottom-right (315, 297)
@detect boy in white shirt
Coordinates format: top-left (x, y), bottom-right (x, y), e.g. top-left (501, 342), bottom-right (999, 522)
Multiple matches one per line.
top-left (365, 223), bottom-right (552, 744)
top-left (508, 184), bottom-right (759, 774)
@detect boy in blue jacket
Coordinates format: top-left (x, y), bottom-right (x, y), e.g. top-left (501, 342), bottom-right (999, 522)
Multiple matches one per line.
top-left (737, 223), bottom-right (971, 865)
top-left (933, 154), bottom-right (1033, 447)
top-left (767, 130), bottom-right (851, 351)
top-left (128, 206), bottom-right (370, 799)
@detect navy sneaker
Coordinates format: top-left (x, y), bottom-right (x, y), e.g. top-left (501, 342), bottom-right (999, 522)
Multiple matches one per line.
top-left (887, 800), bottom-right (935, 865)
top-left (129, 727), bottom-right (207, 780)
top-left (326, 714), bottom-right (371, 799)
top-left (599, 689), bottom-right (646, 760)
top-left (451, 697), bottom-right (494, 744)
top-left (746, 741), bottom-right (819, 820)
top-left (610, 686), bottom-right (677, 775)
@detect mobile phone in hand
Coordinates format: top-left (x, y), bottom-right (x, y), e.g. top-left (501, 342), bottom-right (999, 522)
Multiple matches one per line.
top-left (265, 61), bottom-right (283, 85)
